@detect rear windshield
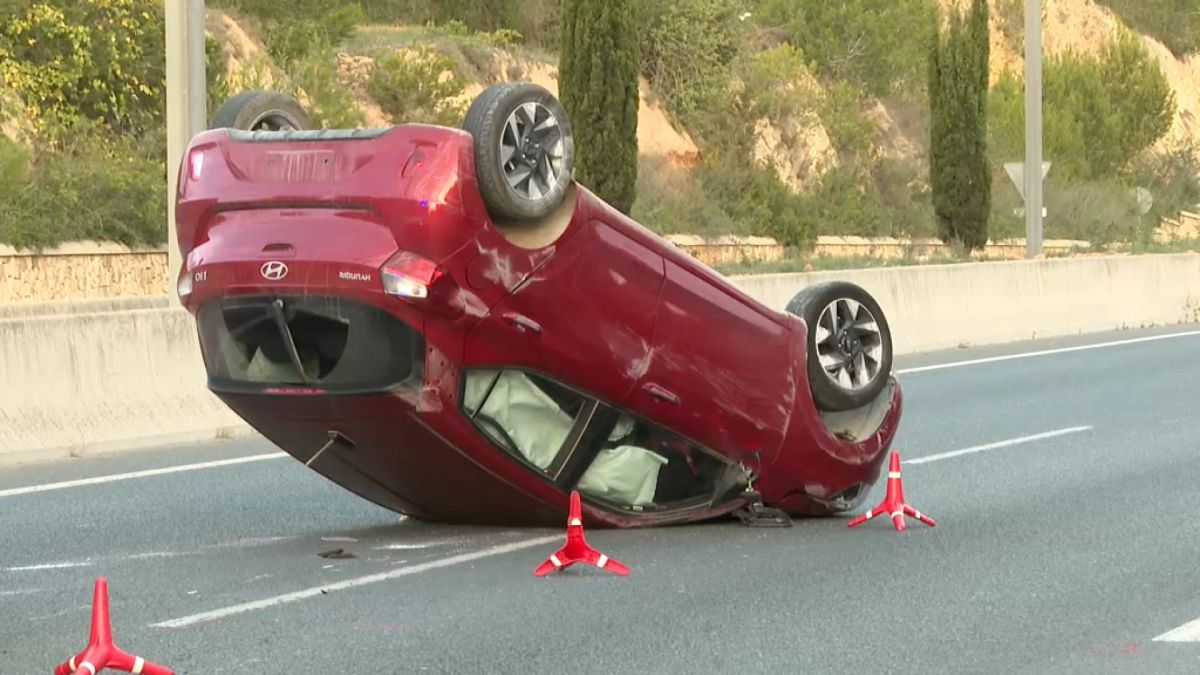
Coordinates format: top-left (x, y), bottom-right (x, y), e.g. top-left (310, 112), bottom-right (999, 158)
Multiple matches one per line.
top-left (196, 295), bottom-right (424, 394)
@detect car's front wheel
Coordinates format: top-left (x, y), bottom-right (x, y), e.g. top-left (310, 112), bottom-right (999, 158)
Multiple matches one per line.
top-left (787, 281), bottom-right (894, 412)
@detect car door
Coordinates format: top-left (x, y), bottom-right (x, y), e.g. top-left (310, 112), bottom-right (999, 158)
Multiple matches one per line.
top-left (462, 217), bottom-right (665, 408)
top-left (625, 259), bottom-right (796, 467)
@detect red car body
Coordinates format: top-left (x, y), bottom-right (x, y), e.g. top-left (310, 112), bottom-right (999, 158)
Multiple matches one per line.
top-left (175, 124), bottom-right (903, 528)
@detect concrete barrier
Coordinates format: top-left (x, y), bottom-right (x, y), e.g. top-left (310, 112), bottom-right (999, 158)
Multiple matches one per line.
top-left (2, 253), bottom-right (1198, 461)
top-left (730, 253), bottom-right (1200, 354)
top-left (0, 297), bottom-right (249, 462)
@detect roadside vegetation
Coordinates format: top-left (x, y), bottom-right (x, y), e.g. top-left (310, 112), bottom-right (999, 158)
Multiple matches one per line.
top-left (0, 0), bottom-right (1197, 263)
top-left (928, 0), bottom-right (992, 251)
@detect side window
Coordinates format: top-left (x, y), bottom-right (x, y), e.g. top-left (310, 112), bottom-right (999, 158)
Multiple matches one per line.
top-left (572, 410), bottom-right (742, 511)
top-left (462, 369), bottom-right (589, 472)
top-left (461, 369), bottom-right (748, 515)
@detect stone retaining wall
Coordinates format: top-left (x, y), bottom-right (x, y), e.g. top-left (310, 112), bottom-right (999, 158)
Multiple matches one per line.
top-left (1, 236), bottom-right (1101, 302)
top-left (0, 242), bottom-right (166, 303)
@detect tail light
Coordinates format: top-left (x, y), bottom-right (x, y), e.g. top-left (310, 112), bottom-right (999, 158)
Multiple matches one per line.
top-left (381, 251), bottom-right (442, 299)
top-left (380, 251), bottom-right (463, 318)
top-left (189, 148), bottom-right (206, 180)
top-left (176, 249), bottom-right (197, 301)
top-left (177, 269), bottom-right (193, 299)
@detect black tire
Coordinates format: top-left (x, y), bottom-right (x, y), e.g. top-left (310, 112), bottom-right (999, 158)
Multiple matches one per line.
top-left (209, 90), bottom-right (311, 131)
top-left (462, 82), bottom-right (575, 221)
top-left (786, 281), bottom-right (894, 412)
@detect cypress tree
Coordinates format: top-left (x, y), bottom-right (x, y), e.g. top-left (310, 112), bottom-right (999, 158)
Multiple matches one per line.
top-left (929, 0), bottom-right (991, 251)
top-left (559, 0), bottom-right (640, 215)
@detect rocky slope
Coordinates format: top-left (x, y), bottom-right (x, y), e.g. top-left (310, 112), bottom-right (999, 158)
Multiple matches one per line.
top-left (205, 10), bottom-right (700, 166)
top-left (199, 2), bottom-right (1199, 200)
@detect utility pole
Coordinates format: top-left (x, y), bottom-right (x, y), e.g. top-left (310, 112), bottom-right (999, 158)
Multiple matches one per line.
top-left (1024, 0), bottom-right (1044, 258)
top-left (165, 0), bottom-right (207, 297)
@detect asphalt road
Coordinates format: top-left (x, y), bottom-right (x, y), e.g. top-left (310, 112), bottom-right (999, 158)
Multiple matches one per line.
top-left (4, 326), bottom-right (1200, 674)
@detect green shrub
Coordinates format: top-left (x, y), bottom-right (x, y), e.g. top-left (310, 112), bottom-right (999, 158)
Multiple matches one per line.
top-left (0, 124), bottom-right (166, 250)
top-left (479, 28), bottom-right (524, 48)
top-left (631, 156), bottom-right (746, 237)
top-left (989, 29), bottom-right (1175, 181)
top-left (694, 158), bottom-right (815, 248)
top-left (871, 157), bottom-right (937, 239)
top-left (0, 135), bottom-right (29, 194)
top-left (1099, 29), bottom-right (1177, 167)
top-left (1128, 142), bottom-right (1200, 235)
top-left (205, 35), bottom-right (233, 120)
top-left (754, 0), bottom-right (939, 100)
top-left (988, 170), bottom-right (1026, 240)
top-left (443, 18), bottom-right (469, 35)
top-left (367, 47), bottom-right (468, 127)
top-left (206, 44), bottom-right (364, 130)
top-left (357, 0), bottom-right (561, 47)
top-left (293, 53), bottom-right (367, 129)
top-left (637, 0), bottom-right (744, 128)
top-left (819, 80), bottom-right (874, 159)
top-left (737, 44), bottom-right (816, 124)
top-left (0, 1), bottom-right (166, 138)
top-left (1044, 175), bottom-right (1138, 245)
top-left (215, 0), bottom-right (363, 65)
top-left (632, 153), bottom-right (818, 248)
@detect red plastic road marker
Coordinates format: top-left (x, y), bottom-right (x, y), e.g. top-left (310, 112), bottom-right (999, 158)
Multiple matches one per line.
top-left (534, 491), bottom-right (630, 577)
top-left (52, 578), bottom-right (173, 675)
top-left (847, 452), bottom-right (937, 532)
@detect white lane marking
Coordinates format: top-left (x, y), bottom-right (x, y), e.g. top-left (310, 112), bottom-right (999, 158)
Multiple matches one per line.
top-left (904, 426), bottom-right (1093, 465)
top-left (0, 452), bottom-right (288, 498)
top-left (151, 535), bottom-right (560, 629)
top-left (0, 588), bottom-right (44, 596)
top-left (897, 330), bottom-right (1200, 375)
top-left (373, 541), bottom-right (451, 551)
top-left (1154, 617), bottom-right (1200, 642)
top-left (6, 561), bottom-right (93, 572)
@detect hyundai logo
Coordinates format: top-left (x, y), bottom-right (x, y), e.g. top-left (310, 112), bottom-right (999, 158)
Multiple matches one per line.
top-left (261, 261), bottom-right (289, 281)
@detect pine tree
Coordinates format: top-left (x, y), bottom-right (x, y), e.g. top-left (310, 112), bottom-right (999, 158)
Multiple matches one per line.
top-left (559, 0), bottom-right (640, 215)
top-left (929, 0), bottom-right (991, 251)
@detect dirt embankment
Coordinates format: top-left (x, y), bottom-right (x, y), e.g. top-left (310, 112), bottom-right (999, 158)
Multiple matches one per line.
top-left (200, 4), bottom-right (1199, 196)
top-left (206, 11), bottom-right (699, 165)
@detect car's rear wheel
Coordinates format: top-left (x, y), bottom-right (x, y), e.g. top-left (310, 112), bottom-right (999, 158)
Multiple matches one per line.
top-left (786, 282), bottom-right (893, 412)
top-left (210, 90), bottom-right (311, 131)
top-left (462, 82), bottom-right (575, 222)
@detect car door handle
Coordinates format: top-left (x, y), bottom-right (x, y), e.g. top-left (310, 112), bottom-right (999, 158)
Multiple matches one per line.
top-left (502, 312), bottom-right (542, 335)
top-left (642, 382), bottom-right (680, 405)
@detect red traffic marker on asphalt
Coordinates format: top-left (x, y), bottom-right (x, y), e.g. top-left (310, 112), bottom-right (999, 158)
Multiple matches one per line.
top-left (848, 452), bottom-right (936, 532)
top-left (534, 491), bottom-right (630, 577)
top-left (52, 578), bottom-right (173, 675)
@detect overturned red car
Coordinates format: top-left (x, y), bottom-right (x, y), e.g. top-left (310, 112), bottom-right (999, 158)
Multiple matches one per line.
top-left (174, 83), bottom-right (903, 528)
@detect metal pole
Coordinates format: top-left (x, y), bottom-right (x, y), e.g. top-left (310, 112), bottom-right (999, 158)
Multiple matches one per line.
top-left (1024, 0), bottom-right (1043, 259)
top-left (165, 0), bottom-right (207, 297)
